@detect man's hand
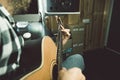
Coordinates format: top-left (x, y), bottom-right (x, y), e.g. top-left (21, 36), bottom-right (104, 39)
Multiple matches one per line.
top-left (60, 26), bottom-right (71, 45)
top-left (55, 16), bottom-right (71, 45)
top-left (58, 67), bottom-right (86, 80)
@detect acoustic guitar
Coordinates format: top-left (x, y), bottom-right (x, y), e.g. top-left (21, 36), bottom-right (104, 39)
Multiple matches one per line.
top-left (20, 16), bottom-right (63, 80)
top-left (20, 36), bottom-right (57, 80)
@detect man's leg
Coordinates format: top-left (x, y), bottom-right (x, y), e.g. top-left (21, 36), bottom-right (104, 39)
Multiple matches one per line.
top-left (62, 54), bottom-right (85, 71)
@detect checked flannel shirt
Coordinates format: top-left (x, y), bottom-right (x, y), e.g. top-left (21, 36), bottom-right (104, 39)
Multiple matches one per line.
top-left (0, 15), bottom-right (24, 76)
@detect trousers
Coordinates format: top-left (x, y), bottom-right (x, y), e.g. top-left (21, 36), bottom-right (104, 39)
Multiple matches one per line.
top-left (62, 54), bottom-right (85, 71)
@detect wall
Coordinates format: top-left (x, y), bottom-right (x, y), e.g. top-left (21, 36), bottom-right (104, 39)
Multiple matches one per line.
top-left (45, 0), bottom-right (111, 53)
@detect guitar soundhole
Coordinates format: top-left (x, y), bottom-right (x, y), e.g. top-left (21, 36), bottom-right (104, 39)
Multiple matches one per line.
top-left (52, 65), bottom-right (58, 80)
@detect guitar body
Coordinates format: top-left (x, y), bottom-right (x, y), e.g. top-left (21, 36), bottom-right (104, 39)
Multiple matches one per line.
top-left (20, 36), bottom-right (57, 80)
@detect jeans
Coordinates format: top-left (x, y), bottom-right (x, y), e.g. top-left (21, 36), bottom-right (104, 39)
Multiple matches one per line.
top-left (62, 54), bottom-right (85, 71)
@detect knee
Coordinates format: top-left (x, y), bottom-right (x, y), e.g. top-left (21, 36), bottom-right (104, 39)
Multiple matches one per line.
top-left (70, 54), bottom-right (84, 61)
top-left (70, 54), bottom-right (85, 70)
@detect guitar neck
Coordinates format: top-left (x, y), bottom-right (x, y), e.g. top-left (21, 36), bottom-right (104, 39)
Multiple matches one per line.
top-left (57, 27), bottom-right (63, 70)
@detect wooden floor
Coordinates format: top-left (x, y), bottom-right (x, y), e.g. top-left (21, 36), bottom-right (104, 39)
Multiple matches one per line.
top-left (83, 48), bottom-right (120, 80)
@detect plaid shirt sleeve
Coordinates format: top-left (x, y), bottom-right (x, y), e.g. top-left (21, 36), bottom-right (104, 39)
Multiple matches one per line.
top-left (0, 16), bottom-right (24, 76)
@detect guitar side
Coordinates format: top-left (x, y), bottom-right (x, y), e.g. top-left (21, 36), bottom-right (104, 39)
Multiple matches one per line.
top-left (20, 36), bottom-right (57, 80)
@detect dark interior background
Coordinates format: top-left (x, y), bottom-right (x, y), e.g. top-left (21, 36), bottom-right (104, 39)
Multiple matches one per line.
top-left (83, 0), bottom-right (120, 80)
top-left (107, 0), bottom-right (120, 53)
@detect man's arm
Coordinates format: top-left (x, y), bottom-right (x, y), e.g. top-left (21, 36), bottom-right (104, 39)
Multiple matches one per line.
top-left (58, 67), bottom-right (86, 80)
